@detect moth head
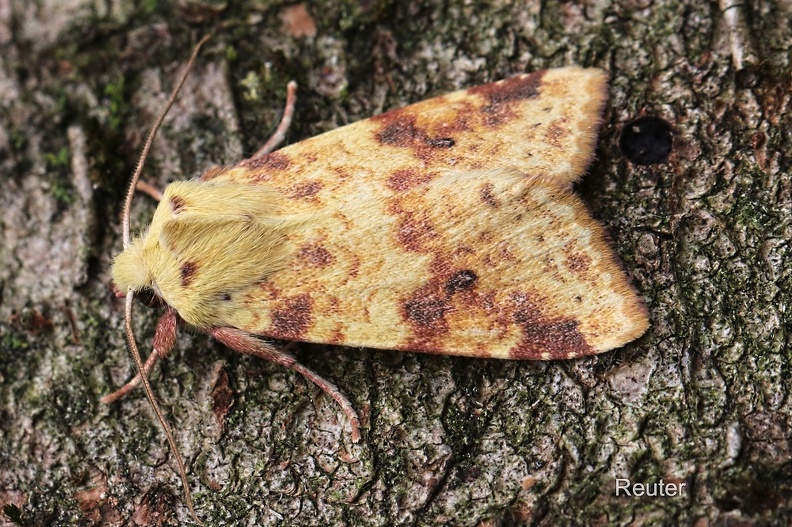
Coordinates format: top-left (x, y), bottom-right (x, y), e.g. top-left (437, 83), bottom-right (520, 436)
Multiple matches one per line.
top-left (112, 241), bottom-right (151, 294)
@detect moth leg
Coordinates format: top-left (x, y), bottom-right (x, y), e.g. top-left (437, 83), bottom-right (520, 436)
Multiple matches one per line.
top-left (209, 326), bottom-right (361, 442)
top-left (102, 309), bottom-right (178, 404)
top-left (250, 81), bottom-right (298, 160)
top-left (135, 180), bottom-right (163, 201)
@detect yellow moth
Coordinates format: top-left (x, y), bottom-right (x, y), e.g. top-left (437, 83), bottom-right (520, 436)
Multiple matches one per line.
top-left (107, 38), bottom-right (649, 522)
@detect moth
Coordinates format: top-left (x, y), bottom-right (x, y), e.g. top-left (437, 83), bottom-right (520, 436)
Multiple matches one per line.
top-left (107, 39), bottom-right (649, 522)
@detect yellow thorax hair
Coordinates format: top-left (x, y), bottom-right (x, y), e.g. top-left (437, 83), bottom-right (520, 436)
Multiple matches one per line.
top-left (112, 179), bottom-right (313, 327)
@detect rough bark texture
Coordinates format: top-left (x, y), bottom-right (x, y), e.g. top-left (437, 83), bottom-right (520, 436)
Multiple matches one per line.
top-left (1, 1), bottom-right (790, 526)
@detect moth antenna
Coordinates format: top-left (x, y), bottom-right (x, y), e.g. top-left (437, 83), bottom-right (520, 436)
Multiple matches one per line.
top-left (123, 296), bottom-right (201, 525)
top-left (122, 33), bottom-right (212, 248)
top-left (121, 35), bottom-right (212, 525)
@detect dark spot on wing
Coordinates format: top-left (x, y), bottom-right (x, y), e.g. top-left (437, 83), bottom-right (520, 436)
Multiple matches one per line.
top-left (468, 71), bottom-right (546, 126)
top-left (395, 213), bottom-right (438, 252)
top-left (170, 195), bottom-right (186, 213)
top-left (402, 267), bottom-right (479, 345)
top-left (445, 270), bottom-right (478, 294)
top-left (386, 168), bottom-right (436, 192)
top-left (373, 111), bottom-right (458, 162)
top-left (269, 294), bottom-right (313, 340)
top-left (298, 243), bottom-right (334, 267)
top-left (468, 71), bottom-right (545, 104)
top-left (376, 114), bottom-right (419, 147)
top-left (289, 181), bottom-right (322, 199)
top-left (480, 183), bottom-right (498, 207)
top-left (545, 121), bottom-right (568, 147)
top-left (239, 151), bottom-right (292, 170)
top-left (423, 137), bottom-right (455, 148)
top-left (180, 261), bottom-right (198, 287)
top-left (403, 285), bottom-right (450, 336)
top-left (565, 253), bottom-right (592, 275)
top-left (506, 291), bottom-right (592, 359)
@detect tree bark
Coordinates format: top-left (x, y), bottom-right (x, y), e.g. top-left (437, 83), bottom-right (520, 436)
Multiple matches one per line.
top-left (0, 1), bottom-right (789, 525)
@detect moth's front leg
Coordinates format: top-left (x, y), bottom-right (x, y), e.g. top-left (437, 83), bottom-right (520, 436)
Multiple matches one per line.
top-left (102, 308), bottom-right (178, 404)
top-left (134, 180), bottom-right (163, 201)
top-left (249, 81), bottom-right (298, 160)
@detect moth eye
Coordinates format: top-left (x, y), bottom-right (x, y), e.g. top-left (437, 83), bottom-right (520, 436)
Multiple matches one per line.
top-left (136, 288), bottom-right (166, 308)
